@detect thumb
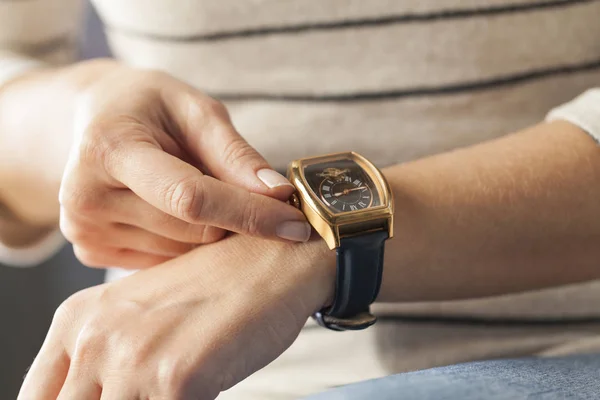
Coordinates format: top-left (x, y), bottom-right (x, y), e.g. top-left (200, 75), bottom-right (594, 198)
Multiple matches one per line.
top-left (163, 89), bottom-right (294, 202)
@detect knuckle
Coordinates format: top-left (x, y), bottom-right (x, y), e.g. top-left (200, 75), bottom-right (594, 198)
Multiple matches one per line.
top-left (52, 303), bottom-right (71, 327)
top-left (156, 357), bottom-right (194, 397)
top-left (221, 137), bottom-right (258, 168)
top-left (73, 245), bottom-right (107, 268)
top-left (60, 217), bottom-right (94, 244)
top-left (108, 331), bottom-right (149, 371)
top-left (59, 187), bottom-right (104, 214)
top-left (188, 96), bottom-right (230, 130)
top-left (72, 319), bottom-right (106, 363)
top-left (200, 97), bottom-right (229, 120)
top-left (52, 299), bottom-right (76, 330)
top-left (79, 119), bottom-right (131, 176)
top-left (164, 178), bottom-right (206, 223)
top-left (79, 123), bottom-right (113, 166)
top-left (51, 289), bottom-right (92, 333)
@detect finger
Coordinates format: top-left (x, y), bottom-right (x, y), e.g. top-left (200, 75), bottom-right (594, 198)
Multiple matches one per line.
top-left (106, 191), bottom-right (225, 244)
top-left (109, 224), bottom-right (196, 257)
top-left (74, 245), bottom-right (172, 270)
top-left (61, 208), bottom-right (195, 257)
top-left (18, 310), bottom-right (71, 400)
top-left (18, 349), bottom-right (69, 400)
top-left (163, 88), bottom-right (295, 200)
top-left (107, 144), bottom-right (310, 242)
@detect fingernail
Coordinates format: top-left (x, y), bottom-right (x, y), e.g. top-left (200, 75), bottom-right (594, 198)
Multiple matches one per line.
top-left (276, 221), bottom-right (312, 242)
top-left (257, 169), bottom-right (294, 189)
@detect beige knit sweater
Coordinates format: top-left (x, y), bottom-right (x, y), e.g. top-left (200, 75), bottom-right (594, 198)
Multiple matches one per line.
top-left (1, 1), bottom-right (600, 398)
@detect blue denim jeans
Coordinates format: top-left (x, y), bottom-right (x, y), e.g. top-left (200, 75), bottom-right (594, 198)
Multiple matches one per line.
top-left (304, 353), bottom-right (600, 400)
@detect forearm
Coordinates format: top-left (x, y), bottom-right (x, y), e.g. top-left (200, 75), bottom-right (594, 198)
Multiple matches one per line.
top-left (378, 120), bottom-right (600, 302)
top-left (218, 120), bottom-right (600, 309)
top-left (0, 59), bottom-right (119, 228)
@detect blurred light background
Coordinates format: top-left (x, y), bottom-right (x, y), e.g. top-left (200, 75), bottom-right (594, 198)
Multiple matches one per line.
top-left (0, 4), bottom-right (109, 398)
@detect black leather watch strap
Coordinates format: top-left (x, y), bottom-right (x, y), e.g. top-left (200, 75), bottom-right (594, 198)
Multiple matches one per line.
top-left (314, 230), bottom-right (388, 331)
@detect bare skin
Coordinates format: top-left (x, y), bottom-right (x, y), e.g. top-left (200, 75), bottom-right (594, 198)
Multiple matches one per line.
top-left (2, 60), bottom-right (599, 399)
top-left (0, 60), bottom-right (310, 268)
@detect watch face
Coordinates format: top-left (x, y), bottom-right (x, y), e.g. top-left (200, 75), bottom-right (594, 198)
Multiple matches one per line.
top-left (304, 159), bottom-right (381, 214)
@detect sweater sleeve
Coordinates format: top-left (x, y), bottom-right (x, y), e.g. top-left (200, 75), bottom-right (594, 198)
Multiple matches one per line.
top-left (0, 0), bottom-right (84, 267)
top-left (546, 89), bottom-right (600, 144)
top-left (0, 230), bottom-right (66, 268)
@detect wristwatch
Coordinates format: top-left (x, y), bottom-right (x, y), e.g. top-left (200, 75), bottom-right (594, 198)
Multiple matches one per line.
top-left (287, 152), bottom-right (394, 331)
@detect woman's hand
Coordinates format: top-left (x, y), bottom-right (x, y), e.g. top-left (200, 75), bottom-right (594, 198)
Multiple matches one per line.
top-left (18, 235), bottom-right (335, 400)
top-left (56, 61), bottom-right (309, 269)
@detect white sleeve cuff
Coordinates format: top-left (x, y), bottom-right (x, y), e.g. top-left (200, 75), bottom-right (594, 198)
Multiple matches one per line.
top-left (0, 229), bottom-right (65, 267)
top-left (0, 50), bottom-right (46, 89)
top-left (546, 89), bottom-right (600, 144)
top-left (104, 267), bottom-right (136, 282)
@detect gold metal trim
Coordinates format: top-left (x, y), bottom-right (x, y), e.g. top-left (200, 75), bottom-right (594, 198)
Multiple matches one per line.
top-left (287, 152), bottom-right (394, 250)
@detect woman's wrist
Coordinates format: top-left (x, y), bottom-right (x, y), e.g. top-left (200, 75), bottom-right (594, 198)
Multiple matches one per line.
top-left (229, 234), bottom-right (336, 315)
top-left (375, 120), bottom-right (600, 304)
top-left (188, 233), bottom-right (336, 316)
top-left (288, 235), bottom-right (337, 312)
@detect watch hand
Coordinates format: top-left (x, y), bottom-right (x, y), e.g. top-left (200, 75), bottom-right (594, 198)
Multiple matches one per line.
top-left (333, 187), bottom-right (367, 197)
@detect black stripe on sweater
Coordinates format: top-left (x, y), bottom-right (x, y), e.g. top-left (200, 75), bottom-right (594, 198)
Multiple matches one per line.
top-left (1, 35), bottom-right (73, 56)
top-left (209, 58), bottom-right (600, 103)
top-left (107, 0), bottom-right (596, 42)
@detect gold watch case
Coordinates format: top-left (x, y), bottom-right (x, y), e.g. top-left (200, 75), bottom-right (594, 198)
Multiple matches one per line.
top-left (287, 152), bottom-right (394, 250)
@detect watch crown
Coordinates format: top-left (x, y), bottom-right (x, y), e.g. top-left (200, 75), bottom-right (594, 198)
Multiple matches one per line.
top-left (289, 193), bottom-right (301, 209)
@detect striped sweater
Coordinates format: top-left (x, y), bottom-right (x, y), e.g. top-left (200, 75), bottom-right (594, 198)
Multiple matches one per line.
top-left (1, 1), bottom-right (600, 399)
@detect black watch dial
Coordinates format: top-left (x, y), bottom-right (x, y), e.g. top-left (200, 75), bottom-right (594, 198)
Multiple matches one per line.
top-left (304, 159), bottom-right (381, 214)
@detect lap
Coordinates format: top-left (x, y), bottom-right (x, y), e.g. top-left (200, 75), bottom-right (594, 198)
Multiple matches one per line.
top-left (304, 353), bottom-right (600, 400)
